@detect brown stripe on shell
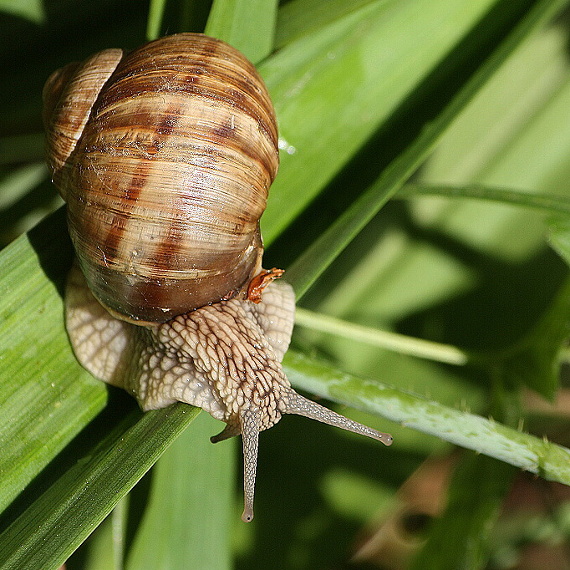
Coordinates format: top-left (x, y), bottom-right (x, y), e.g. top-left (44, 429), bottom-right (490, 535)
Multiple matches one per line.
top-left (100, 102), bottom-right (183, 267)
top-left (191, 34), bottom-right (220, 60)
top-left (176, 83), bottom-right (278, 151)
top-left (207, 122), bottom-right (277, 188)
top-left (95, 34), bottom-right (278, 151)
top-left (211, 118), bottom-right (239, 142)
top-left (156, 110), bottom-right (181, 137)
top-left (98, 72), bottom-right (277, 154)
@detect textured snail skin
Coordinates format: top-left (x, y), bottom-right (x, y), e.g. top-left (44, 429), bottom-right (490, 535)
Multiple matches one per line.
top-left (66, 264), bottom-right (392, 522)
top-left (45, 33), bottom-right (393, 522)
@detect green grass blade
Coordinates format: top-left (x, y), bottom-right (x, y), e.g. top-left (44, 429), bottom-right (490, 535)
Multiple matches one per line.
top-left (261, 0), bottom-right (565, 247)
top-left (262, 0), bottom-right (497, 244)
top-left (275, 0), bottom-right (382, 48)
top-left (0, 163), bottom-right (47, 209)
top-left (126, 413), bottom-right (234, 570)
top-left (146, 0), bottom-right (167, 40)
top-left (284, 0), bottom-right (567, 298)
top-left (0, 163), bottom-right (58, 246)
top-left (500, 275), bottom-right (570, 399)
top-left (283, 170), bottom-right (396, 299)
top-left (79, 501), bottom-right (127, 570)
top-left (0, 405), bottom-right (200, 570)
top-left (0, 210), bottom-right (106, 513)
top-left (0, 0), bottom-right (44, 23)
top-left (205, 0), bottom-right (278, 63)
top-left (399, 182), bottom-right (570, 213)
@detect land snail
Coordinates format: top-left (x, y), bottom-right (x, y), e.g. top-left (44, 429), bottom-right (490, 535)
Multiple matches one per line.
top-left (43, 33), bottom-right (393, 522)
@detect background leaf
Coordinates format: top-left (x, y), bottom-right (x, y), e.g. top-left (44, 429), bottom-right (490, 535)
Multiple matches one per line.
top-left (0, 0), bottom-right (43, 23)
top-left (125, 413), bottom-right (235, 570)
top-left (205, 0), bottom-right (278, 63)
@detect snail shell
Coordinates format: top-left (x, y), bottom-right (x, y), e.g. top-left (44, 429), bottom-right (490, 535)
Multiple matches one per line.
top-left (44, 33), bottom-right (392, 522)
top-left (44, 33), bottom-right (277, 323)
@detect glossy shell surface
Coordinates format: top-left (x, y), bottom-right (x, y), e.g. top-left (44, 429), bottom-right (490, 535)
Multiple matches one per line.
top-left (44, 33), bottom-right (279, 322)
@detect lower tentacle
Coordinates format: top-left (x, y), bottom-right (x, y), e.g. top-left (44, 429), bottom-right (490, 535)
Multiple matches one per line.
top-left (210, 421), bottom-right (241, 443)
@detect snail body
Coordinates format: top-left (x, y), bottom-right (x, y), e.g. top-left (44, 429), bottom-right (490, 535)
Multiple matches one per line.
top-left (44, 33), bottom-right (392, 522)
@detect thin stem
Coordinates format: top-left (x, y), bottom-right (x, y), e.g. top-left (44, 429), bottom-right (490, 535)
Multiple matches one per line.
top-left (146, 0), bottom-right (167, 41)
top-left (397, 183), bottom-right (570, 214)
top-left (111, 497), bottom-right (127, 570)
top-left (295, 307), bottom-right (470, 366)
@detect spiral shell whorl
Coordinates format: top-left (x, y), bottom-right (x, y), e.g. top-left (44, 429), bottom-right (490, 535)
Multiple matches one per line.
top-left (44, 33), bottom-right (279, 323)
top-left (43, 49), bottom-right (124, 194)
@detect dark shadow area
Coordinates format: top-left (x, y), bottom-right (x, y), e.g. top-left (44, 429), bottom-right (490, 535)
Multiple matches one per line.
top-left (0, 1), bottom-right (149, 137)
top-left (156, 0), bottom-right (213, 36)
top-left (1, 0), bottom-right (215, 138)
top-left (25, 206), bottom-right (71, 298)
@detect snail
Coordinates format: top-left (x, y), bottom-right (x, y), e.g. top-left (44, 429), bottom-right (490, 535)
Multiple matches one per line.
top-left (43, 33), bottom-right (393, 522)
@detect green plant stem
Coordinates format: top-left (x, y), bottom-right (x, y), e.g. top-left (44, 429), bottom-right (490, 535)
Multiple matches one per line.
top-left (295, 307), bottom-right (470, 365)
top-left (398, 183), bottom-right (570, 213)
top-left (146, 0), bottom-right (168, 40)
top-left (284, 349), bottom-right (570, 486)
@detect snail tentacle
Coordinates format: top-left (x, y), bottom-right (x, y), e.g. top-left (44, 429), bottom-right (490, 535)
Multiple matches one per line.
top-left (240, 407), bottom-right (261, 522)
top-left (281, 391), bottom-right (393, 446)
